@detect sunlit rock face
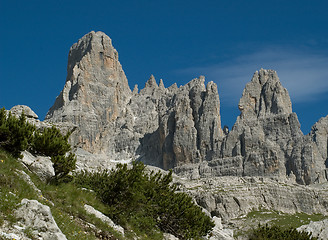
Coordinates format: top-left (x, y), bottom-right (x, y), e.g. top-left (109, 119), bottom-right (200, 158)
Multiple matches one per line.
top-left (45, 31), bottom-right (132, 152)
top-left (46, 32), bottom-right (328, 184)
top-left (219, 69), bottom-right (326, 184)
top-left (46, 31), bottom-right (224, 168)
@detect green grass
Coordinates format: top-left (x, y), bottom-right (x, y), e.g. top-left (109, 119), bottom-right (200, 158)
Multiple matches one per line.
top-left (0, 149), bottom-right (38, 224)
top-left (246, 210), bottom-right (326, 229)
top-left (234, 208), bottom-right (327, 238)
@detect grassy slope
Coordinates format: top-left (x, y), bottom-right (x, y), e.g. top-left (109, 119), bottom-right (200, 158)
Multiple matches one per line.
top-left (0, 148), bottom-right (126, 240)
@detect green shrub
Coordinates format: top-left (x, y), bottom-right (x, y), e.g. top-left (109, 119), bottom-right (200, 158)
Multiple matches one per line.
top-left (249, 224), bottom-right (318, 240)
top-left (0, 108), bottom-right (35, 157)
top-left (75, 161), bottom-right (214, 239)
top-left (0, 107), bottom-right (76, 182)
top-left (31, 126), bottom-right (76, 182)
top-left (51, 153), bottom-right (76, 182)
top-left (31, 126), bottom-right (71, 156)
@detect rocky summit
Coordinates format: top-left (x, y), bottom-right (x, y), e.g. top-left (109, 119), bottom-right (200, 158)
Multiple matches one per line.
top-left (45, 31), bottom-right (328, 186)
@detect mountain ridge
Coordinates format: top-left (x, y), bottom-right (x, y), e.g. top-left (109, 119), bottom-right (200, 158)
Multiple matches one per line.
top-left (45, 31), bottom-right (328, 185)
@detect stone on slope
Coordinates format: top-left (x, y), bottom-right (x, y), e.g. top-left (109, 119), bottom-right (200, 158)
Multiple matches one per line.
top-left (20, 151), bottom-right (55, 182)
top-left (15, 198), bottom-right (67, 240)
top-left (297, 219), bottom-right (328, 240)
top-left (84, 204), bottom-right (124, 236)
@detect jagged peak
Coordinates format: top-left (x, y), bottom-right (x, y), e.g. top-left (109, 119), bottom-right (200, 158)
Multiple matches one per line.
top-left (159, 79), bottom-right (165, 89)
top-left (182, 76), bottom-right (206, 92)
top-left (206, 81), bottom-right (218, 94)
top-left (238, 69), bottom-right (292, 118)
top-left (145, 74), bottom-right (158, 89)
top-left (133, 84), bottom-right (139, 94)
top-left (167, 83), bottom-right (178, 93)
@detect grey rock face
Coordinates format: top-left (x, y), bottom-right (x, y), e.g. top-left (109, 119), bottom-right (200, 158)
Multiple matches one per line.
top-left (297, 219), bottom-right (328, 240)
top-left (182, 176), bottom-right (328, 223)
top-left (45, 31), bottom-right (132, 152)
top-left (102, 75), bottom-right (224, 169)
top-left (45, 32), bottom-right (328, 184)
top-left (310, 115), bottom-right (328, 167)
top-left (46, 32), bottom-right (224, 170)
top-left (15, 199), bottom-right (67, 240)
top-left (20, 151), bottom-right (55, 182)
top-left (10, 105), bottom-right (39, 119)
top-left (217, 69), bottom-right (326, 184)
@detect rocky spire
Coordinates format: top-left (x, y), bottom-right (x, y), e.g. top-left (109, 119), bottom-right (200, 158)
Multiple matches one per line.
top-left (140, 75), bottom-right (158, 95)
top-left (219, 69), bottom-right (325, 184)
top-left (45, 31), bottom-right (132, 151)
top-left (238, 69), bottom-right (292, 119)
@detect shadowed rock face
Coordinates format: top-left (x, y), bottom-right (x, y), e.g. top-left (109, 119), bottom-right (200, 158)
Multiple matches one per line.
top-left (46, 32), bottom-right (328, 184)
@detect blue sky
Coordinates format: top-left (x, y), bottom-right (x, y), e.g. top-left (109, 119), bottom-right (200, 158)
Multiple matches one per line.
top-left (1, 0), bottom-right (328, 134)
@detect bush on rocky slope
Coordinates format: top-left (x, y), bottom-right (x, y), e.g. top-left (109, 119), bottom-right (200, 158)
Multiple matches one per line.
top-left (75, 161), bottom-right (215, 239)
top-left (0, 107), bottom-right (76, 182)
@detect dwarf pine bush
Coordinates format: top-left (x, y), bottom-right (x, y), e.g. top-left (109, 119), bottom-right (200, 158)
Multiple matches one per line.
top-left (75, 161), bottom-right (214, 239)
top-left (0, 107), bottom-right (76, 182)
top-left (249, 224), bottom-right (318, 240)
top-left (0, 108), bottom-right (35, 157)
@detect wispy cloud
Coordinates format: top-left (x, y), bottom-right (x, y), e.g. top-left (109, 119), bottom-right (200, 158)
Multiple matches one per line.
top-left (178, 47), bottom-right (328, 106)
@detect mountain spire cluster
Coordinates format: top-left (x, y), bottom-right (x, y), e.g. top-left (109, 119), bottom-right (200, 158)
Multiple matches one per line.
top-left (45, 31), bottom-right (328, 185)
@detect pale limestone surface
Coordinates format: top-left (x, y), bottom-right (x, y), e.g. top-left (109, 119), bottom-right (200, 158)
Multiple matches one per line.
top-left (15, 199), bottom-right (67, 240)
top-left (20, 151), bottom-right (55, 182)
top-left (84, 204), bottom-right (124, 236)
top-left (297, 219), bottom-right (328, 239)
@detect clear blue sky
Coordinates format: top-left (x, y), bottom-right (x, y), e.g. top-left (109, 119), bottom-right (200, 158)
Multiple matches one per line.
top-left (1, 0), bottom-right (328, 134)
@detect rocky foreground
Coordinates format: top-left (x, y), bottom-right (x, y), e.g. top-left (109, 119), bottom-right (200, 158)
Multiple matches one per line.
top-left (1, 31), bottom-right (328, 239)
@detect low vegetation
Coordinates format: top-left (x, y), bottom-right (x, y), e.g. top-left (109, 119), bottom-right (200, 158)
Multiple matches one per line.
top-left (0, 107), bottom-right (76, 182)
top-left (249, 224), bottom-right (317, 240)
top-left (75, 161), bottom-right (215, 239)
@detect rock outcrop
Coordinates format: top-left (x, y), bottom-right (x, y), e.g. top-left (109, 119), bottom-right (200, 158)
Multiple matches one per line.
top-left (10, 105), bottom-right (39, 119)
top-left (45, 31), bottom-right (328, 185)
top-left (297, 219), bottom-right (328, 239)
top-left (20, 151), bottom-right (55, 182)
top-left (84, 204), bottom-right (125, 236)
top-left (15, 198), bottom-right (67, 240)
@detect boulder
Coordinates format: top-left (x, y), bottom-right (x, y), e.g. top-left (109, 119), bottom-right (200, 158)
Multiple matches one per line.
top-left (297, 219), bottom-right (328, 239)
top-left (20, 151), bottom-right (55, 182)
top-left (84, 204), bottom-right (124, 236)
top-left (10, 105), bottom-right (38, 119)
top-left (15, 199), bottom-right (67, 240)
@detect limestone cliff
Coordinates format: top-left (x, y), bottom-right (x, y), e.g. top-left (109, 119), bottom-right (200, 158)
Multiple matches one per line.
top-left (46, 31), bottom-right (224, 169)
top-left (46, 31), bottom-right (328, 185)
